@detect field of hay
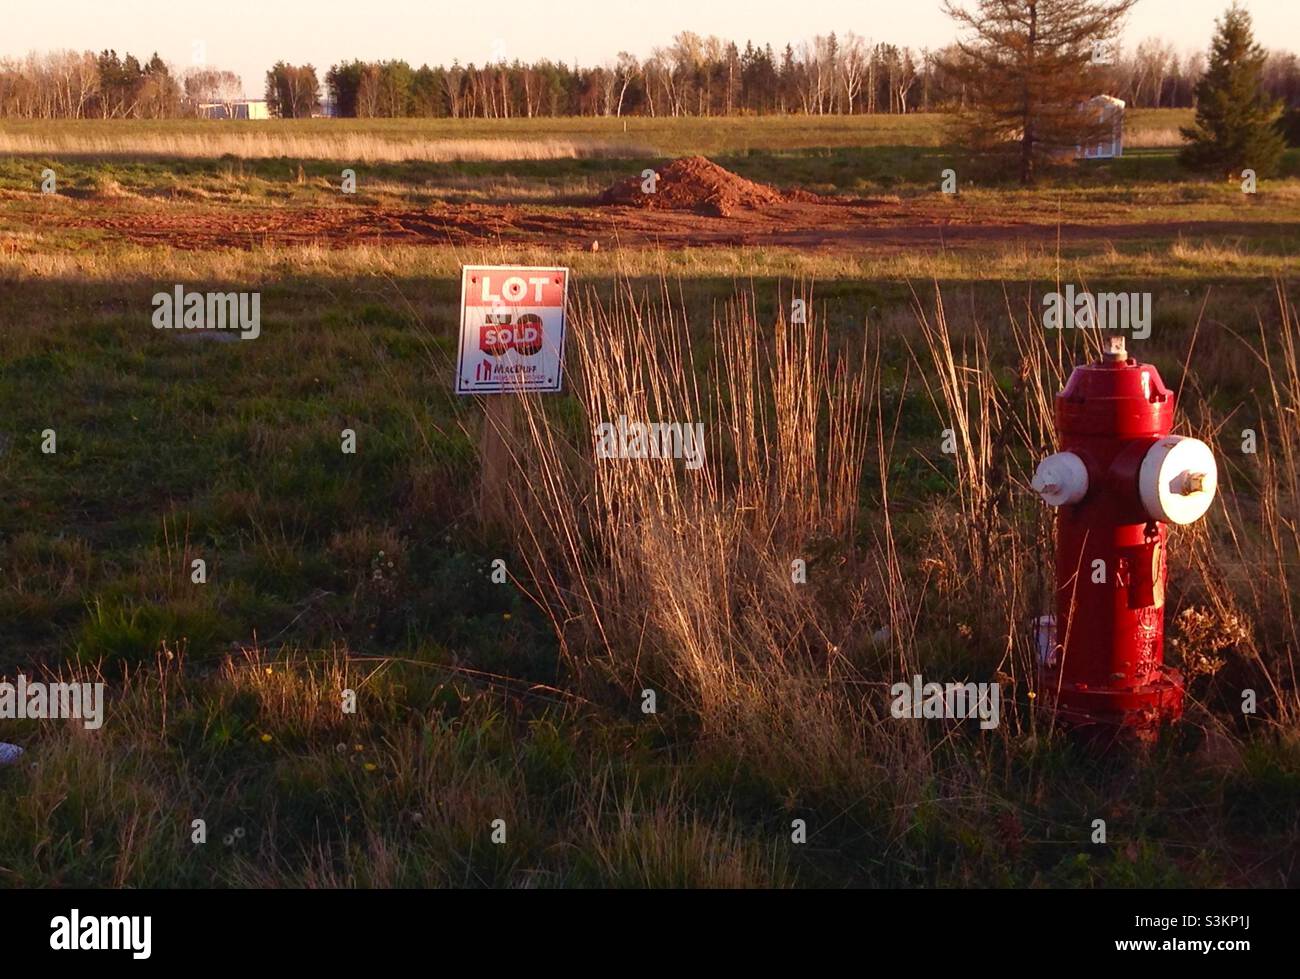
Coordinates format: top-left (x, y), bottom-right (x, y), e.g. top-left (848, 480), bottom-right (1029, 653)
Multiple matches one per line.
top-left (1, 113), bottom-right (1299, 888)
top-left (0, 108), bottom-right (1193, 159)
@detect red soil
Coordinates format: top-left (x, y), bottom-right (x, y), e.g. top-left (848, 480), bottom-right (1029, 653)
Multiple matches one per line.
top-left (598, 155), bottom-right (789, 216)
top-left (6, 156), bottom-right (1274, 254)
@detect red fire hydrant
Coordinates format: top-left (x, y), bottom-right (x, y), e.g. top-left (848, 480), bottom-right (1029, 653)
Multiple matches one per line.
top-left (1031, 336), bottom-right (1217, 738)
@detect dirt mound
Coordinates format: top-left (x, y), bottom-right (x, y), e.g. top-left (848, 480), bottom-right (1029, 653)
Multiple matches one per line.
top-left (599, 156), bottom-right (787, 217)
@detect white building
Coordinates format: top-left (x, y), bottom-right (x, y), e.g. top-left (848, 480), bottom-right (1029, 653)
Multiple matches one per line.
top-left (1076, 95), bottom-right (1125, 160)
top-left (197, 99), bottom-right (270, 120)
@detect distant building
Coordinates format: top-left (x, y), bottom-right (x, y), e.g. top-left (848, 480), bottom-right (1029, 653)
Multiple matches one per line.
top-left (1076, 95), bottom-right (1125, 160)
top-left (197, 99), bottom-right (270, 120)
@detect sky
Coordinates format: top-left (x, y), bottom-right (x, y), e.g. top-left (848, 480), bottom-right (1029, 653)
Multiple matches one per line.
top-left (2, 0), bottom-right (1295, 98)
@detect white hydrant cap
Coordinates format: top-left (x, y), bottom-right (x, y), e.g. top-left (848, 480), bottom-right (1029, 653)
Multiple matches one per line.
top-left (1139, 436), bottom-right (1218, 525)
top-left (1032, 451), bottom-right (1089, 506)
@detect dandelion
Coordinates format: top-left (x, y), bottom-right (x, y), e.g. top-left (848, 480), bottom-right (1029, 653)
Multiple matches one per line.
top-left (363, 762), bottom-right (377, 773)
top-left (260, 733), bottom-right (273, 743)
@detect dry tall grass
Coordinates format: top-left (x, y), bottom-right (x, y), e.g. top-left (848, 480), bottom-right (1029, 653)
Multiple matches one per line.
top-left (0, 131), bottom-right (650, 162)
top-left (909, 282), bottom-right (1300, 736)
top-left (1181, 283), bottom-right (1300, 728)
top-left (495, 276), bottom-right (1300, 779)
top-left (1124, 127), bottom-right (1188, 149)
top-left (491, 283), bottom-right (946, 812)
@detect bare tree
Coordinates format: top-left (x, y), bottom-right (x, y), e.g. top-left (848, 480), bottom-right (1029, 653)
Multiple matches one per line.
top-left (896, 48), bottom-right (918, 113)
top-left (596, 64), bottom-right (617, 116)
top-left (614, 51), bottom-right (640, 116)
top-left (356, 65), bottom-right (381, 117)
top-left (443, 63), bottom-right (464, 118)
top-left (1136, 37), bottom-right (1175, 107)
top-left (798, 36), bottom-right (837, 114)
top-left (519, 63), bottom-right (538, 117)
top-left (184, 67), bottom-right (242, 115)
top-left (841, 34), bottom-right (868, 114)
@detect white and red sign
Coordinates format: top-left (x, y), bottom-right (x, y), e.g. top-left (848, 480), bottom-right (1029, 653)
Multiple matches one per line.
top-left (455, 265), bottom-right (569, 395)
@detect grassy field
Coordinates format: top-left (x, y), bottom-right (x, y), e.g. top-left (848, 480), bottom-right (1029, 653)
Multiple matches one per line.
top-left (1, 114), bottom-right (1299, 887)
top-left (0, 109), bottom-right (1197, 158)
top-left (2, 110), bottom-right (1297, 286)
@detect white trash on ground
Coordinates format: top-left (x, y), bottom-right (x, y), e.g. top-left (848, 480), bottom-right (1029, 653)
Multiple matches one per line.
top-left (0, 743), bottom-right (24, 765)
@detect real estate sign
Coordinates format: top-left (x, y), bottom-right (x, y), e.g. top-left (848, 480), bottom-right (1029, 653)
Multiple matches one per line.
top-left (455, 265), bottom-right (569, 395)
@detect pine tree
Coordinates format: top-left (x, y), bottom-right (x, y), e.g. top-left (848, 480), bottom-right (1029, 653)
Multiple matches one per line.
top-left (1180, 3), bottom-right (1286, 178)
top-left (943, 0), bottom-right (1137, 184)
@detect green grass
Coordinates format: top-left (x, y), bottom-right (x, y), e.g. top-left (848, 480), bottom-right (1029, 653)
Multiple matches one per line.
top-left (0, 113), bottom-right (956, 155)
top-left (1, 267), bottom-right (1296, 886)
top-left (0, 108), bottom-right (1196, 154)
top-left (3, 121), bottom-right (1297, 287)
top-left (1, 114), bottom-right (1298, 887)
top-left (1, 649), bottom-right (1276, 887)
top-left (5, 131), bottom-right (1296, 201)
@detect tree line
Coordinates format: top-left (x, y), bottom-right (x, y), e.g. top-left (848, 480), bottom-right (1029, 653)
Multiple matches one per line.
top-left (309, 31), bottom-right (1300, 119)
top-left (0, 49), bottom-right (249, 119)
top-left (2, 27), bottom-right (1298, 119)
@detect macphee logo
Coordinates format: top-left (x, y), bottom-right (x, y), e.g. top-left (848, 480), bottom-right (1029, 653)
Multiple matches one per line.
top-left (480, 312), bottom-right (544, 357)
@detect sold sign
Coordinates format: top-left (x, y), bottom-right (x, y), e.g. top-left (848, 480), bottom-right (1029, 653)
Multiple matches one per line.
top-left (456, 266), bottom-right (568, 394)
top-left (480, 313), bottom-right (544, 357)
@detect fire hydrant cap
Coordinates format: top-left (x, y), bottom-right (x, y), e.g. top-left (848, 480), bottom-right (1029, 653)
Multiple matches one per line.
top-left (1032, 451), bottom-right (1089, 506)
top-left (1139, 436), bottom-right (1218, 525)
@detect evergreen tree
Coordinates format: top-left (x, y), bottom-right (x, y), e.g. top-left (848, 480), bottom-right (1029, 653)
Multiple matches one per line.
top-left (779, 44), bottom-right (796, 113)
top-left (943, 0), bottom-right (1137, 184)
top-left (326, 61), bottom-right (365, 117)
top-left (1180, 3), bottom-right (1286, 178)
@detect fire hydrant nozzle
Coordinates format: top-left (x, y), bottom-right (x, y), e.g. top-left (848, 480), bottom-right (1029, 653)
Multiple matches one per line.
top-left (1031, 451), bottom-right (1089, 507)
top-left (1138, 436), bottom-right (1218, 525)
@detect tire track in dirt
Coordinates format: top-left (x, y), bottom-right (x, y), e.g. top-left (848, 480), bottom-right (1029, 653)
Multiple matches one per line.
top-left (29, 198), bottom-right (1291, 254)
